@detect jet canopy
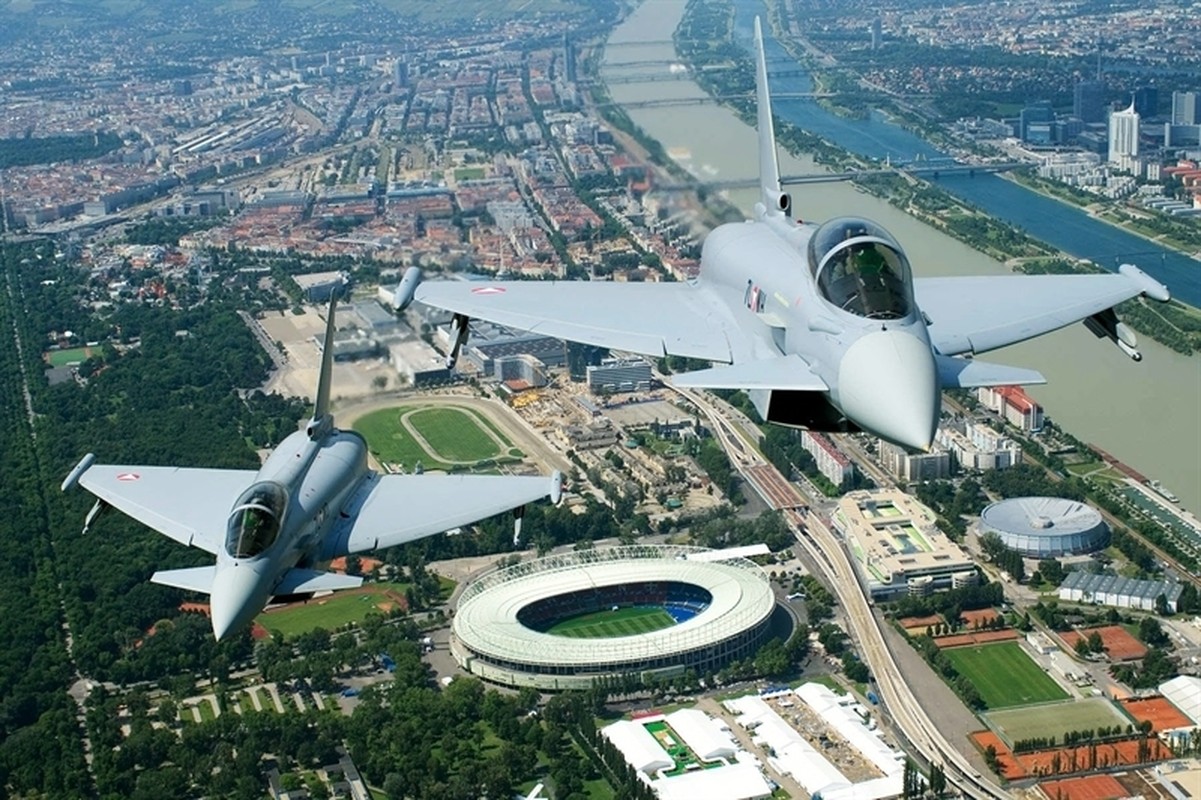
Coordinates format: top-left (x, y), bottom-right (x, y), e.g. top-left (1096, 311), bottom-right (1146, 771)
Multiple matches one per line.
top-left (808, 217), bottom-right (914, 320)
top-left (225, 482), bottom-right (287, 559)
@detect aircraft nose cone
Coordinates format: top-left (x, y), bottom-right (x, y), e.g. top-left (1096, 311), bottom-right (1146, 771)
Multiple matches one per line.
top-left (209, 563), bottom-right (264, 642)
top-left (837, 329), bottom-right (939, 450)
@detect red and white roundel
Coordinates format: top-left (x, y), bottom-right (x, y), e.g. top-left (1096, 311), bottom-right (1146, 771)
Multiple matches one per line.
top-left (471, 286), bottom-right (506, 295)
top-left (116, 472), bottom-right (140, 482)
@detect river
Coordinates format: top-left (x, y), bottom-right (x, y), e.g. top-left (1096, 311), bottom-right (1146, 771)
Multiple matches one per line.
top-left (601, 0), bottom-right (1201, 516)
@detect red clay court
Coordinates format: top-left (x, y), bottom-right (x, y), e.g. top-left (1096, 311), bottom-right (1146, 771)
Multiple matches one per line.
top-left (960, 608), bottom-right (1002, 627)
top-left (970, 731), bottom-right (1024, 781)
top-left (1121, 696), bottom-right (1193, 731)
top-left (971, 732), bottom-right (1172, 781)
top-left (1059, 626), bottom-right (1147, 661)
top-left (1018, 738), bottom-right (1172, 777)
top-left (935, 629), bottom-right (1019, 648)
top-left (900, 615), bottom-right (943, 634)
top-left (1039, 774), bottom-right (1127, 800)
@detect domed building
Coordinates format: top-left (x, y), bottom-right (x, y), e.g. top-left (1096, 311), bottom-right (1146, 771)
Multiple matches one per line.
top-left (980, 497), bottom-right (1109, 557)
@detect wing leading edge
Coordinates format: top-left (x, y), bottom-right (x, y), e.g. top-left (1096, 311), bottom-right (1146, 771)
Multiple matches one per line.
top-left (917, 265), bottom-right (1169, 357)
top-left (414, 280), bottom-right (748, 363)
top-left (322, 472), bottom-right (561, 557)
top-left (65, 457), bottom-right (255, 554)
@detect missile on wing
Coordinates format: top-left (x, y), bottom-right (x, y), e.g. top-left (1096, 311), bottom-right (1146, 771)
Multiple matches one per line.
top-left (1084, 309), bottom-right (1142, 361)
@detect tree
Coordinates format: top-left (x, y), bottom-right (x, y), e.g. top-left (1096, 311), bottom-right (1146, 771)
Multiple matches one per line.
top-left (1138, 616), bottom-right (1169, 647)
top-left (1038, 558), bottom-right (1065, 586)
top-left (983, 744), bottom-right (999, 773)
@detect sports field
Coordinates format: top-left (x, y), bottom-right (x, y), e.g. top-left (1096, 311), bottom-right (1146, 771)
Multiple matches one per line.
top-left (944, 642), bottom-right (1069, 709)
top-left (257, 582), bottom-right (411, 638)
top-left (985, 697), bottom-right (1129, 744)
top-left (45, 346), bottom-right (94, 367)
top-left (354, 404), bottom-right (521, 471)
top-left (546, 606), bottom-right (677, 639)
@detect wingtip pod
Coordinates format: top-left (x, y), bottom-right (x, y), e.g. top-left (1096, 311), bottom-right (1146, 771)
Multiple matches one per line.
top-left (62, 453), bottom-right (95, 492)
top-left (550, 470), bottom-right (563, 505)
top-left (393, 266), bottom-right (422, 311)
top-left (1119, 263), bottom-right (1170, 302)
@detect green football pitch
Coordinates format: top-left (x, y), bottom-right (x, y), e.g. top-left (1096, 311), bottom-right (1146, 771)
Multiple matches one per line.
top-left (985, 697), bottom-right (1129, 745)
top-left (944, 642), bottom-right (1069, 709)
top-left (546, 606), bottom-right (677, 639)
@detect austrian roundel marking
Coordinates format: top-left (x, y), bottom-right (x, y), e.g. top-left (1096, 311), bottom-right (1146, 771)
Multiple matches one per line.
top-left (471, 286), bottom-right (506, 295)
top-left (116, 472), bottom-right (141, 482)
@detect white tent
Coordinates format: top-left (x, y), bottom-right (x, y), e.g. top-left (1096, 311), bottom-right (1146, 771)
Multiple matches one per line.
top-left (1160, 675), bottom-right (1201, 725)
top-left (666, 708), bottom-right (738, 763)
top-left (601, 719), bottom-right (674, 776)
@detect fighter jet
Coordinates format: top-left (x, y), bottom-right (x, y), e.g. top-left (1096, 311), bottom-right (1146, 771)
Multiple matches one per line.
top-left (62, 294), bottom-right (561, 640)
top-left (410, 18), bottom-right (1169, 452)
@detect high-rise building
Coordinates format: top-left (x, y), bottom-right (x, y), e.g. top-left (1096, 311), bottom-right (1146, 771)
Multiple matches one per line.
top-left (1019, 100), bottom-right (1054, 142)
top-left (1172, 91), bottom-right (1198, 125)
top-left (562, 34), bottom-right (577, 83)
top-left (1108, 101), bottom-right (1140, 167)
top-left (1133, 85), bottom-right (1158, 118)
top-left (392, 60), bottom-right (408, 87)
top-left (871, 18), bottom-right (882, 51)
top-left (1073, 79), bottom-right (1106, 123)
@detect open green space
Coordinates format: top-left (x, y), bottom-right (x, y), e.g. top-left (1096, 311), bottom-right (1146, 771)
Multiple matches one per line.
top-left (984, 697), bottom-right (1130, 745)
top-left (944, 642), bottom-right (1069, 709)
top-left (547, 606), bottom-right (677, 639)
top-left (645, 719), bottom-right (722, 776)
top-left (407, 407), bottom-right (506, 462)
top-left (44, 346), bottom-right (92, 367)
top-left (454, 167), bottom-right (486, 181)
top-left (354, 404), bottom-right (521, 471)
top-left (257, 582), bottom-right (411, 638)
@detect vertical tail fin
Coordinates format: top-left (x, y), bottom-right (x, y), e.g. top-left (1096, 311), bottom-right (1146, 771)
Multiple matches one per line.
top-left (307, 289), bottom-right (340, 439)
top-left (754, 17), bottom-right (791, 217)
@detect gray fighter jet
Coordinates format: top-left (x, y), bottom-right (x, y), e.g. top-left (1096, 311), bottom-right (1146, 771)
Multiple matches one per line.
top-left (410, 18), bottom-right (1169, 451)
top-left (63, 295), bottom-right (561, 640)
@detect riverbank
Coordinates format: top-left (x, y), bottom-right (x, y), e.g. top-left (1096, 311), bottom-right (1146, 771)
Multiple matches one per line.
top-left (600, 0), bottom-right (1200, 516)
top-left (674, 0), bottom-right (1201, 356)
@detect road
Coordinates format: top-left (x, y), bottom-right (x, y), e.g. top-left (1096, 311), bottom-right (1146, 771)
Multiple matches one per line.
top-left (678, 386), bottom-right (1013, 799)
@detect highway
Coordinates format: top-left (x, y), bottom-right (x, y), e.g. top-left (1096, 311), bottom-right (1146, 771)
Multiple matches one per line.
top-left (671, 383), bottom-right (1014, 799)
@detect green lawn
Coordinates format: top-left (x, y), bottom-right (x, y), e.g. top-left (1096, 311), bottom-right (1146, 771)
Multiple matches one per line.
top-left (984, 697), bottom-right (1129, 745)
top-left (454, 167), bottom-right (486, 181)
top-left (45, 346), bottom-right (92, 367)
top-left (944, 642), bottom-right (1068, 709)
top-left (547, 606), bottom-right (676, 639)
top-left (353, 404), bottom-right (521, 470)
top-left (408, 407), bottom-right (505, 462)
top-left (258, 582), bottom-right (411, 638)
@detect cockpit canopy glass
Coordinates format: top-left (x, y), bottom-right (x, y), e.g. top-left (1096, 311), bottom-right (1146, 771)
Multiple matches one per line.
top-left (808, 217), bottom-right (913, 320)
top-left (225, 482), bottom-right (287, 559)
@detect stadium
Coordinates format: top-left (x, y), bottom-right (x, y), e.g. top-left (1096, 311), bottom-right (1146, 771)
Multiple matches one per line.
top-left (450, 545), bottom-right (777, 690)
top-left (980, 497), bottom-right (1109, 557)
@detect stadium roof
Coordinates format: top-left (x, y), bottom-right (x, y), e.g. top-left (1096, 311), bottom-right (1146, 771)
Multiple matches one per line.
top-left (453, 546), bottom-right (774, 669)
top-left (1160, 675), bottom-right (1201, 725)
top-left (981, 497), bottom-right (1103, 536)
top-left (686, 544), bottom-right (770, 562)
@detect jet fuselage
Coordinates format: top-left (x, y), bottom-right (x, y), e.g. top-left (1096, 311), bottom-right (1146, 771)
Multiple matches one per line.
top-left (211, 428), bottom-right (369, 638)
top-left (699, 208), bottom-right (940, 449)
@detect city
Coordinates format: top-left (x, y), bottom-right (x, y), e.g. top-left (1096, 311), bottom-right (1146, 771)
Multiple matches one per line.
top-left (1, 1), bottom-right (1200, 799)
